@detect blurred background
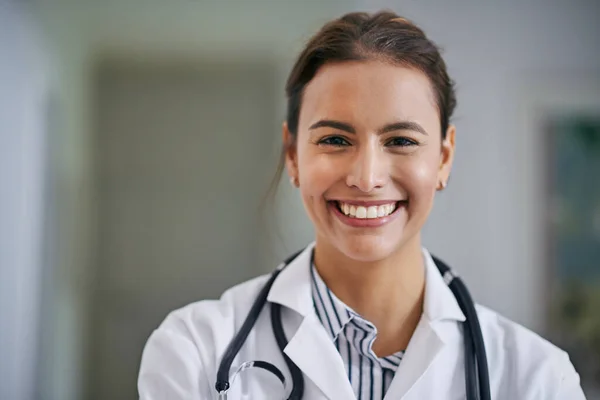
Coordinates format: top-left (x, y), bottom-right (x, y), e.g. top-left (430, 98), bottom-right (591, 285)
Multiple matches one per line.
top-left (1, 0), bottom-right (599, 399)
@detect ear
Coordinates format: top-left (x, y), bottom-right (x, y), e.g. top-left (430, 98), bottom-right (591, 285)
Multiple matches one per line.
top-left (282, 122), bottom-right (299, 186)
top-left (438, 124), bottom-right (456, 189)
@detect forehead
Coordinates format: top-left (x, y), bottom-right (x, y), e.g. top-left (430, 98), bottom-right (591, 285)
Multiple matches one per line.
top-left (299, 60), bottom-right (440, 133)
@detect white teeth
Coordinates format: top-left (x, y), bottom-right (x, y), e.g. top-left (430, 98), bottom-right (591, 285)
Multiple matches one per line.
top-left (356, 206), bottom-right (367, 219)
top-left (338, 201), bottom-right (398, 219)
top-left (367, 206), bottom-right (378, 218)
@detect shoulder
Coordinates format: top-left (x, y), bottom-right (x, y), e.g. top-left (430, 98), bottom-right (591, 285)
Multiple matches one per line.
top-left (159, 273), bottom-right (271, 336)
top-left (476, 304), bottom-right (564, 363)
top-left (146, 272), bottom-right (271, 353)
top-left (138, 273), bottom-right (271, 399)
top-left (475, 305), bottom-right (585, 399)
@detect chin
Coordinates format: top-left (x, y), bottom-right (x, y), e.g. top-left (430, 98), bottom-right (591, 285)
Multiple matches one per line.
top-left (335, 235), bottom-right (401, 263)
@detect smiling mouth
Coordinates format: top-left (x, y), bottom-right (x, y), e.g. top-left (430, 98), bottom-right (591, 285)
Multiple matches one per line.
top-left (332, 201), bottom-right (405, 219)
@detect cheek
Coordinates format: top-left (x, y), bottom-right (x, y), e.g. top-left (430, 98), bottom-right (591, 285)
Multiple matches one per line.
top-left (297, 150), bottom-right (338, 200)
top-left (396, 154), bottom-right (439, 199)
top-left (414, 162), bottom-right (438, 187)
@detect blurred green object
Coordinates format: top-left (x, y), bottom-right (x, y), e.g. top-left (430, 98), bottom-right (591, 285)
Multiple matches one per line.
top-left (573, 117), bottom-right (600, 154)
top-left (554, 282), bottom-right (600, 382)
top-left (548, 115), bottom-right (600, 386)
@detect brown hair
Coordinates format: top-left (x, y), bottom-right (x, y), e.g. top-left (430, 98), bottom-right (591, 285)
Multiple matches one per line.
top-left (266, 10), bottom-right (456, 200)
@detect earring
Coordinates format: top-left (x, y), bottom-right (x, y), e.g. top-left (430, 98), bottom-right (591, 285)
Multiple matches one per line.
top-left (290, 176), bottom-right (298, 187)
top-left (437, 180), bottom-right (447, 190)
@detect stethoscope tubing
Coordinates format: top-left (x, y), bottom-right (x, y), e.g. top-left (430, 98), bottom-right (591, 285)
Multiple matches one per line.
top-left (216, 250), bottom-right (490, 400)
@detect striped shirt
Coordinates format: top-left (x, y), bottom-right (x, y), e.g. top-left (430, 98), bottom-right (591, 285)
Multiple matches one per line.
top-left (310, 264), bottom-right (404, 400)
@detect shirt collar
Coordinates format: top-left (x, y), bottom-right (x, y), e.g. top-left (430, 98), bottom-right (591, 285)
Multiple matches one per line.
top-left (310, 262), bottom-right (354, 341)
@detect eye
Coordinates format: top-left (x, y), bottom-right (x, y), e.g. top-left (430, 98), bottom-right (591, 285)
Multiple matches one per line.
top-left (318, 135), bottom-right (351, 147)
top-left (385, 137), bottom-right (418, 147)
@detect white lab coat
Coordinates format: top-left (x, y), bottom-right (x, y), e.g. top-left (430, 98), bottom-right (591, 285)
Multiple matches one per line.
top-left (138, 243), bottom-right (586, 399)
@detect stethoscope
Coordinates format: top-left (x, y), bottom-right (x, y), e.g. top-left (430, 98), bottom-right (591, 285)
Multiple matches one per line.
top-left (215, 249), bottom-right (491, 400)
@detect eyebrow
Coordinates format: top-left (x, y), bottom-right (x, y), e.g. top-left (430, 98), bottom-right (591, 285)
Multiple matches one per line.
top-left (308, 119), bottom-right (428, 136)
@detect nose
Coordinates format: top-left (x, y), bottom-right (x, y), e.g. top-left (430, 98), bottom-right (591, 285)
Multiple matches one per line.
top-left (346, 141), bottom-right (388, 192)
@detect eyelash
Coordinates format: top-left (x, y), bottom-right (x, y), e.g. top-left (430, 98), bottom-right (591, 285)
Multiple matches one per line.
top-left (385, 137), bottom-right (418, 147)
top-left (318, 136), bottom-right (351, 147)
top-left (317, 135), bottom-right (418, 148)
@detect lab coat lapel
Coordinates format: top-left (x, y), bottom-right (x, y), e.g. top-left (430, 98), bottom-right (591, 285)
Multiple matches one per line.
top-left (285, 315), bottom-right (356, 399)
top-left (384, 317), bottom-right (445, 398)
top-left (266, 245), bottom-right (465, 400)
top-left (385, 250), bottom-right (465, 399)
top-left (267, 243), bottom-right (355, 399)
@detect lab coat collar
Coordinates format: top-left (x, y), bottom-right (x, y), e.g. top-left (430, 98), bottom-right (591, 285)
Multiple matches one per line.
top-left (267, 242), bottom-right (465, 324)
top-left (266, 242), bottom-right (316, 317)
top-left (421, 248), bottom-right (466, 323)
top-left (267, 243), bottom-right (356, 399)
top-left (381, 249), bottom-right (466, 398)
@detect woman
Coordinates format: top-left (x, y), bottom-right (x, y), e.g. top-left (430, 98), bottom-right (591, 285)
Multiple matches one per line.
top-left (138, 11), bottom-right (585, 399)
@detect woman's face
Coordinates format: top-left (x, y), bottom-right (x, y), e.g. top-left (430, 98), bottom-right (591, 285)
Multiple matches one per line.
top-left (285, 60), bottom-right (455, 262)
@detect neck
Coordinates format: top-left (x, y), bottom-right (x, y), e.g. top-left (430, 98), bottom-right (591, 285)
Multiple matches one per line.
top-left (313, 236), bottom-right (426, 357)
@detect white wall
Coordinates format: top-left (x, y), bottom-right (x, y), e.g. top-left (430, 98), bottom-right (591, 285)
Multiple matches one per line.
top-left (32, 1), bottom-right (600, 399)
top-left (0, 2), bottom-right (49, 399)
